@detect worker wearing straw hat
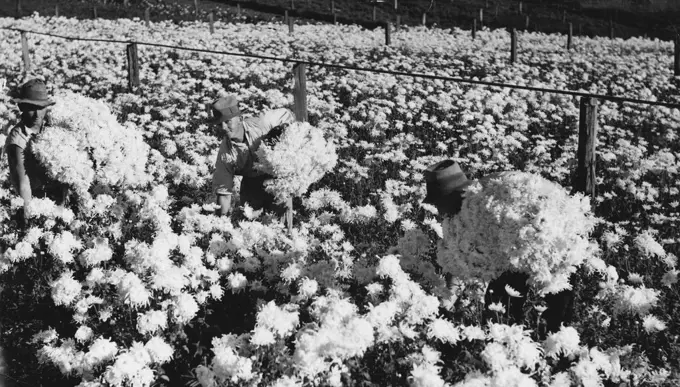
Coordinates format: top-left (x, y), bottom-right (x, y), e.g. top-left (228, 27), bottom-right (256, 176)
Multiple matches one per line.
top-left (210, 95), bottom-right (296, 216)
top-left (423, 159), bottom-right (575, 333)
top-left (4, 80), bottom-right (69, 218)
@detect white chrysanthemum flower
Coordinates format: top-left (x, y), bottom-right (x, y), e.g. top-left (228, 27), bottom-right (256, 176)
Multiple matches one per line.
top-left (211, 335), bottom-right (255, 383)
top-left (49, 231), bottom-right (82, 264)
top-left (117, 272), bottom-right (151, 308)
top-left (612, 285), bottom-right (660, 316)
top-left (505, 285), bottom-right (522, 297)
top-left (281, 263), bottom-right (302, 283)
top-left (250, 327), bottom-right (276, 347)
top-left (172, 293), bottom-right (199, 324)
top-left (74, 326), bottom-right (93, 343)
top-left (661, 269), bottom-right (678, 287)
top-left (549, 372), bottom-right (572, 387)
top-left (461, 325), bottom-right (486, 341)
top-left (137, 310), bottom-right (168, 336)
top-left (427, 318), bottom-right (461, 344)
top-left (634, 230), bottom-right (666, 259)
top-left (481, 342), bottom-right (513, 372)
top-left (410, 362), bottom-right (446, 387)
top-left (255, 121), bottom-right (338, 204)
top-left (488, 302), bottom-right (506, 314)
top-left (84, 337), bottom-right (118, 367)
top-left (79, 237), bottom-right (113, 267)
top-left (256, 301), bottom-right (299, 338)
top-left (642, 315), bottom-right (667, 333)
top-left (145, 337), bottom-right (174, 364)
top-left (544, 326), bottom-right (581, 359)
top-left (228, 272), bottom-right (248, 292)
top-left (298, 277), bottom-right (319, 298)
top-left (51, 271), bottom-right (82, 306)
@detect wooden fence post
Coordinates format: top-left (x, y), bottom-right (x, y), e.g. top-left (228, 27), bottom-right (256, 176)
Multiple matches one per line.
top-left (472, 18), bottom-right (477, 39)
top-left (519, 1), bottom-right (522, 14)
top-left (293, 64), bottom-right (308, 122)
top-left (93, 6), bottom-right (97, 19)
top-left (126, 43), bottom-right (140, 92)
top-left (291, 0), bottom-right (295, 10)
top-left (510, 28), bottom-right (517, 63)
top-left (145, 8), bottom-right (150, 26)
top-left (194, 0), bottom-right (199, 20)
top-left (675, 35), bottom-right (680, 76)
top-left (333, 13), bottom-right (337, 24)
top-left (373, 5), bottom-right (377, 22)
top-left (422, 12), bottom-right (426, 26)
top-left (285, 10), bottom-right (289, 24)
top-left (21, 31), bottom-right (30, 74)
top-left (55, 4), bottom-right (58, 17)
top-left (289, 63), bottom-right (308, 234)
top-left (209, 11), bottom-right (214, 34)
top-left (394, 0), bottom-right (398, 11)
top-left (479, 8), bottom-right (483, 26)
top-left (385, 22), bottom-right (391, 45)
top-left (237, 3), bottom-right (241, 17)
top-left (574, 97), bottom-right (598, 198)
top-left (609, 19), bottom-right (614, 39)
top-left (331, 0), bottom-right (335, 14)
top-left (567, 22), bottom-right (573, 50)
top-left (16, 0), bottom-right (22, 18)
top-left (288, 16), bottom-right (294, 34)
top-left (396, 15), bottom-right (400, 31)
top-left (562, 10), bottom-right (566, 23)
top-left (525, 15), bottom-right (529, 30)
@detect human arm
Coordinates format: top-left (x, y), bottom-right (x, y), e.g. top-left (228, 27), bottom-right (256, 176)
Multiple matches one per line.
top-left (7, 144), bottom-right (32, 206)
top-left (213, 143), bottom-right (237, 216)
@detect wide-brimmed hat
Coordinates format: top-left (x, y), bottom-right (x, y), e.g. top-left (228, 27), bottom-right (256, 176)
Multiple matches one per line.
top-left (10, 79), bottom-right (55, 108)
top-left (423, 160), bottom-right (472, 204)
top-left (209, 95), bottom-right (241, 124)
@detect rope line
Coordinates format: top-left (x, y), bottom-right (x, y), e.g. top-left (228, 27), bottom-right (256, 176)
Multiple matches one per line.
top-left (3, 27), bottom-right (680, 109)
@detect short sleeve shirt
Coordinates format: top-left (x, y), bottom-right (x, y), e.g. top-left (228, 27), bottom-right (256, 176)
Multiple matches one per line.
top-left (212, 108), bottom-right (296, 194)
top-left (4, 123), bottom-right (50, 192)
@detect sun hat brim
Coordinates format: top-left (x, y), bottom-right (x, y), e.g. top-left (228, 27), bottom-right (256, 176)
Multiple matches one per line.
top-left (11, 98), bottom-right (56, 107)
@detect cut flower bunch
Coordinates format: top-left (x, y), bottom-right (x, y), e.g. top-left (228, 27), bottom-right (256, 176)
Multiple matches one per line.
top-left (0, 12), bottom-right (678, 387)
top-left (437, 172), bottom-right (601, 295)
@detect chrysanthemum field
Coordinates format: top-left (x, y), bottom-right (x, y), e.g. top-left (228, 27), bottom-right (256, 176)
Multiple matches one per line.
top-left (0, 13), bottom-right (679, 387)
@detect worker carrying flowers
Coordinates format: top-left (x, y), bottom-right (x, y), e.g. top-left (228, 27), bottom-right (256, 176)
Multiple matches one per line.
top-left (4, 79), bottom-right (69, 219)
top-left (210, 95), bottom-right (296, 216)
top-left (424, 159), bottom-right (599, 333)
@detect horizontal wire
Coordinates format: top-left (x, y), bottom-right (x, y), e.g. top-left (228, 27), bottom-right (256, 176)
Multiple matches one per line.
top-left (3, 26), bottom-right (680, 109)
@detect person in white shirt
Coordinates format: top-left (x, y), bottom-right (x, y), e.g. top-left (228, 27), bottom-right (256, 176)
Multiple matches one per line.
top-left (210, 95), bottom-right (296, 216)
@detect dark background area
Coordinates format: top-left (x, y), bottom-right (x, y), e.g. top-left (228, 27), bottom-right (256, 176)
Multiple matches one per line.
top-left (2, 0), bottom-right (680, 41)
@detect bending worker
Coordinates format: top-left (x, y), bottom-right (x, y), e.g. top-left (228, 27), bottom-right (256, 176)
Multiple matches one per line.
top-left (5, 79), bottom-right (68, 210)
top-left (210, 95), bottom-right (296, 216)
top-left (423, 160), bottom-right (575, 333)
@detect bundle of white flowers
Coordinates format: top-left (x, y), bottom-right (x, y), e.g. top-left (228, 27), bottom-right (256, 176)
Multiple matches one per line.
top-left (30, 91), bottom-right (151, 197)
top-left (254, 122), bottom-right (337, 204)
top-left (437, 172), bottom-right (599, 295)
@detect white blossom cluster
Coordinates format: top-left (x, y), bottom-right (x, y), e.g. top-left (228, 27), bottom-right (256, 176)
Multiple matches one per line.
top-left (31, 91), bottom-right (151, 196)
top-left (437, 171), bottom-right (601, 294)
top-left (255, 122), bottom-right (338, 204)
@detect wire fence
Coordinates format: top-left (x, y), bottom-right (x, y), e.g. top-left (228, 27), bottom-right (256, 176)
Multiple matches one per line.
top-left (2, 26), bottom-right (680, 109)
